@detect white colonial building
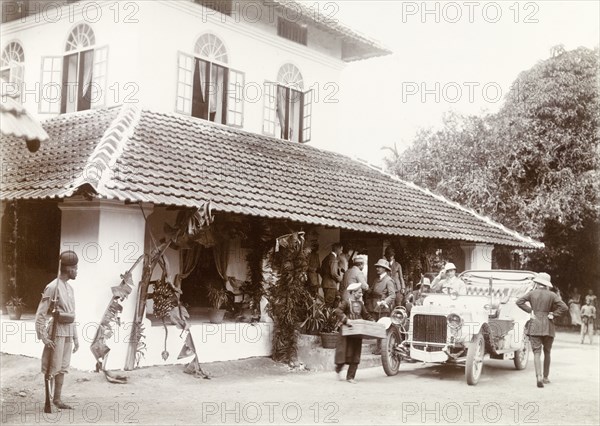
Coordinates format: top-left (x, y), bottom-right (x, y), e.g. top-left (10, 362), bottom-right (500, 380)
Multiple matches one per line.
top-left (1, 0), bottom-right (540, 373)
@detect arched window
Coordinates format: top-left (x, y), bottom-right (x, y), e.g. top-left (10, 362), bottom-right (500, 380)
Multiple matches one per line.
top-left (176, 34), bottom-right (244, 127)
top-left (263, 64), bottom-right (313, 143)
top-left (194, 34), bottom-right (228, 64)
top-left (277, 63), bottom-right (303, 90)
top-left (39, 23), bottom-right (108, 114)
top-left (1, 41), bottom-right (25, 93)
top-left (65, 23), bottom-right (96, 51)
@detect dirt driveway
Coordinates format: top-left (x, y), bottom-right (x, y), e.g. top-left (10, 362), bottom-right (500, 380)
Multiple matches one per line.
top-left (1, 330), bottom-right (598, 425)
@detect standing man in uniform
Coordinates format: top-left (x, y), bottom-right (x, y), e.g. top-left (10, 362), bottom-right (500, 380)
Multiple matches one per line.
top-left (320, 243), bottom-right (344, 308)
top-left (516, 272), bottom-right (568, 388)
top-left (384, 246), bottom-right (405, 307)
top-left (35, 250), bottom-right (80, 409)
top-left (307, 241), bottom-right (321, 298)
top-left (367, 259), bottom-right (396, 355)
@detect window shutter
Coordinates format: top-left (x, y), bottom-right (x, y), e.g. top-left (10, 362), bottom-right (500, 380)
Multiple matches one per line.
top-left (91, 45), bottom-right (108, 108)
top-left (226, 68), bottom-right (244, 127)
top-left (301, 89), bottom-right (313, 143)
top-left (262, 81), bottom-right (277, 136)
top-left (39, 56), bottom-right (62, 114)
top-left (175, 52), bottom-right (194, 115)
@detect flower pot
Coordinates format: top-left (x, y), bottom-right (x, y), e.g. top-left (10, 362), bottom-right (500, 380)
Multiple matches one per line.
top-left (6, 305), bottom-right (23, 320)
top-left (208, 308), bottom-right (226, 324)
top-left (320, 332), bottom-right (339, 349)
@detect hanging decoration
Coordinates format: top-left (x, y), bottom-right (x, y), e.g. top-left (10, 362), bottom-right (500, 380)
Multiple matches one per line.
top-left (90, 203), bottom-right (214, 382)
top-left (125, 203), bottom-right (213, 377)
top-left (90, 259), bottom-right (143, 384)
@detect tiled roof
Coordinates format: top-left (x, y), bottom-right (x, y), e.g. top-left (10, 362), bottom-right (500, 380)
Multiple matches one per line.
top-left (270, 0), bottom-right (392, 61)
top-left (0, 106), bottom-right (542, 249)
top-left (0, 85), bottom-right (49, 143)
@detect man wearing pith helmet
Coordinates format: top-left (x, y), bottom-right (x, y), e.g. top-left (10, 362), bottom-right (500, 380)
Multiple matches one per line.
top-left (431, 262), bottom-right (466, 295)
top-left (35, 250), bottom-right (80, 409)
top-left (516, 272), bottom-right (568, 388)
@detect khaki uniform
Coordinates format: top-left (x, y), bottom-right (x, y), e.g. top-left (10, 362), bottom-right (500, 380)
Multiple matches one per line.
top-left (35, 279), bottom-right (78, 376)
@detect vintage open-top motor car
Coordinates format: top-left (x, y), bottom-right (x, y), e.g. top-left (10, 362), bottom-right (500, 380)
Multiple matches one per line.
top-left (378, 270), bottom-right (536, 385)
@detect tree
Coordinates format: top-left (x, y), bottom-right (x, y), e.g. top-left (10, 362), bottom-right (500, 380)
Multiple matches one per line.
top-left (386, 47), bottom-right (599, 293)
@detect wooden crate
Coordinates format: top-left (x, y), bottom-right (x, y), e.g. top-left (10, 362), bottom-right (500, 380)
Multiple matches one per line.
top-left (340, 319), bottom-right (386, 339)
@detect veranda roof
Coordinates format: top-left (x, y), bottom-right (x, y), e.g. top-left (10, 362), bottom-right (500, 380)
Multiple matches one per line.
top-left (0, 106), bottom-right (542, 249)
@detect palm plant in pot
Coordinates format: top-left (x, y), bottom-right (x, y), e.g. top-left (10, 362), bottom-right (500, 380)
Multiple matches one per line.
top-left (320, 307), bottom-right (340, 349)
top-left (207, 285), bottom-right (230, 324)
top-left (6, 296), bottom-right (25, 320)
top-left (300, 298), bottom-right (324, 335)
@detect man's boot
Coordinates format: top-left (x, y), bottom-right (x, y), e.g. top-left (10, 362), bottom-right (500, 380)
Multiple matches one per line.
top-left (53, 373), bottom-right (73, 409)
top-left (534, 353), bottom-right (544, 388)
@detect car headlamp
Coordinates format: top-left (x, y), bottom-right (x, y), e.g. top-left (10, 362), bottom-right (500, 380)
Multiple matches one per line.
top-left (447, 313), bottom-right (463, 329)
top-left (391, 307), bottom-right (407, 325)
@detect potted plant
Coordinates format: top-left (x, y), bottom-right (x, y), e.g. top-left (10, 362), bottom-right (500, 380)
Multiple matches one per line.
top-left (6, 296), bottom-right (25, 320)
top-left (207, 285), bottom-right (230, 324)
top-left (320, 307), bottom-right (340, 349)
top-left (300, 299), bottom-right (324, 335)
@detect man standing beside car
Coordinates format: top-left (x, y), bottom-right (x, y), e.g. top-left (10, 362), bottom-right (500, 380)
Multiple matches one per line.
top-left (366, 259), bottom-right (396, 355)
top-left (516, 272), bottom-right (568, 388)
top-left (384, 246), bottom-right (405, 306)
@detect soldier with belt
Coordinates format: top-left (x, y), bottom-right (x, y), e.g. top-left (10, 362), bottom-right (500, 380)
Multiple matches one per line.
top-left (516, 272), bottom-right (568, 388)
top-left (35, 250), bottom-right (80, 409)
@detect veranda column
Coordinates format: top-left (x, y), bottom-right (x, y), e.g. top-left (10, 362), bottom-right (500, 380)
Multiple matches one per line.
top-left (58, 198), bottom-right (151, 370)
top-left (460, 243), bottom-right (495, 271)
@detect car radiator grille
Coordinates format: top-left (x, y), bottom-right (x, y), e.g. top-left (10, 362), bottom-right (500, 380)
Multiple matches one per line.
top-left (413, 315), bottom-right (447, 343)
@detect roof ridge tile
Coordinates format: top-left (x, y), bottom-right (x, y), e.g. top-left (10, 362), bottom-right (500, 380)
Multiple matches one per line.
top-left (67, 105), bottom-right (140, 196)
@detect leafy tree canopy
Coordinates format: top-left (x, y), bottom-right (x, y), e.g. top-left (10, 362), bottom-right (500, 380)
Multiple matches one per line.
top-left (385, 46), bottom-right (599, 292)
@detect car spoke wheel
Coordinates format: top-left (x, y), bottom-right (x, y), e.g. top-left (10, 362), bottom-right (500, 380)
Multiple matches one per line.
top-left (514, 331), bottom-right (530, 370)
top-left (381, 327), bottom-right (402, 376)
top-left (466, 332), bottom-right (485, 385)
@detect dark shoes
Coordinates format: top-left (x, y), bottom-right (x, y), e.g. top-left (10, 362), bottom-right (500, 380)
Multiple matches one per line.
top-left (536, 376), bottom-right (544, 388)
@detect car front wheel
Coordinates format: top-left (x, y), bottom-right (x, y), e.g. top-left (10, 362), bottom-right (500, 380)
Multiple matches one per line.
top-left (466, 332), bottom-right (485, 385)
top-left (381, 326), bottom-right (402, 376)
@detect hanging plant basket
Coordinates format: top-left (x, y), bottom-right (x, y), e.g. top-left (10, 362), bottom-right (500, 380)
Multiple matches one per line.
top-left (320, 332), bottom-right (339, 349)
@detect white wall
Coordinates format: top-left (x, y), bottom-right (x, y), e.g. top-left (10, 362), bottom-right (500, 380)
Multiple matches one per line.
top-left (1, 0), bottom-right (346, 147)
top-left (58, 198), bottom-right (147, 371)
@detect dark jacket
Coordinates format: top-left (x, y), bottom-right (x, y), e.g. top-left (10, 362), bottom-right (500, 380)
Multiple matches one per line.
top-left (321, 253), bottom-right (343, 290)
top-left (516, 288), bottom-right (568, 337)
top-left (367, 274), bottom-right (396, 313)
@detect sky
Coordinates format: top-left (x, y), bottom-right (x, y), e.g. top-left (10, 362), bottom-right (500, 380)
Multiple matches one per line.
top-left (313, 0), bottom-right (600, 166)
